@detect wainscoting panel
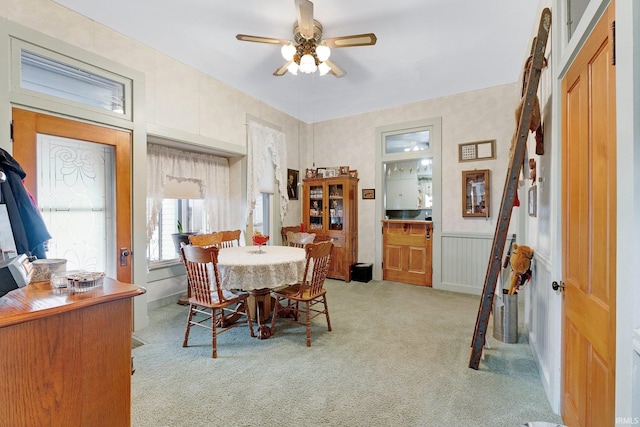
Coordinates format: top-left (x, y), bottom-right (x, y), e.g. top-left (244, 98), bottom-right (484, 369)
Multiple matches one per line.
top-left (439, 233), bottom-right (495, 294)
top-left (524, 255), bottom-right (561, 413)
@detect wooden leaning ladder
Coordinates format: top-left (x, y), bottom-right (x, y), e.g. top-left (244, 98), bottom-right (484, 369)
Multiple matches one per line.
top-left (469, 8), bottom-right (552, 370)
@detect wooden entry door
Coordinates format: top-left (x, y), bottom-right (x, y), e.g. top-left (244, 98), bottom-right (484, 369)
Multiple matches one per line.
top-left (12, 108), bottom-right (132, 283)
top-left (561, 3), bottom-right (616, 426)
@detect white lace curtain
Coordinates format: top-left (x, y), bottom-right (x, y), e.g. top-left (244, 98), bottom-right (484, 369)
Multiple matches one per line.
top-left (246, 121), bottom-right (288, 225)
top-left (146, 143), bottom-right (230, 242)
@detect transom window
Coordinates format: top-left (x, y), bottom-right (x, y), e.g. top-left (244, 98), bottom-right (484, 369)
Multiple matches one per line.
top-left (12, 39), bottom-right (131, 119)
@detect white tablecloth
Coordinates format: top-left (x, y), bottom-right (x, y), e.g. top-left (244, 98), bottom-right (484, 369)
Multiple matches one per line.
top-left (216, 246), bottom-right (306, 291)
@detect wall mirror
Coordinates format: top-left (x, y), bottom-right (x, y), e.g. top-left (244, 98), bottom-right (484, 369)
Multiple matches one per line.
top-left (462, 169), bottom-right (490, 217)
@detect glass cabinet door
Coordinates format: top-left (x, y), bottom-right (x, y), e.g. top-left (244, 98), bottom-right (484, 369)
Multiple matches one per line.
top-left (308, 184), bottom-right (324, 231)
top-left (328, 183), bottom-right (344, 230)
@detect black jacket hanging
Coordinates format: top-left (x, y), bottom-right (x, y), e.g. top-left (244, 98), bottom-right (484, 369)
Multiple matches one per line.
top-left (0, 148), bottom-right (51, 259)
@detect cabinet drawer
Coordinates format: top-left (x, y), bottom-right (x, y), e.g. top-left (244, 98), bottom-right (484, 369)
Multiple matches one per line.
top-left (317, 234), bottom-right (344, 245)
top-left (328, 235), bottom-right (345, 245)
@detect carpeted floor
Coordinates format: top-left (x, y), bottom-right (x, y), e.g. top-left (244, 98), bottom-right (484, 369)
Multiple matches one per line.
top-left (131, 279), bottom-right (564, 427)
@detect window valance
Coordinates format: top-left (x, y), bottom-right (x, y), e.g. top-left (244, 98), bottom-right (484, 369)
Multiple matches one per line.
top-left (146, 143), bottom-right (230, 242)
top-left (246, 121), bottom-right (288, 224)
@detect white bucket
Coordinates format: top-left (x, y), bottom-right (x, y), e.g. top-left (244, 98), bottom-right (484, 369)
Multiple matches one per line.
top-left (493, 289), bottom-right (518, 343)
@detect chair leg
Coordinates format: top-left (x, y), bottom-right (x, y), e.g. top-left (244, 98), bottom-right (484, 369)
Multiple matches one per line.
top-left (305, 301), bottom-right (312, 347)
top-left (323, 295), bottom-right (332, 332)
top-left (211, 307), bottom-right (218, 358)
top-left (294, 301), bottom-right (300, 321)
top-left (183, 304), bottom-right (195, 347)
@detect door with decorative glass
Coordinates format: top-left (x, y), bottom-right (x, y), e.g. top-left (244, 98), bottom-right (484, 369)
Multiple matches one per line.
top-left (12, 108), bottom-right (132, 282)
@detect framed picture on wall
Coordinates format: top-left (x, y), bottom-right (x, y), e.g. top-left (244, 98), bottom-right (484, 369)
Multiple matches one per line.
top-left (287, 169), bottom-right (299, 200)
top-left (462, 169), bottom-right (490, 217)
top-left (458, 140), bottom-right (496, 162)
top-left (362, 189), bottom-right (375, 200)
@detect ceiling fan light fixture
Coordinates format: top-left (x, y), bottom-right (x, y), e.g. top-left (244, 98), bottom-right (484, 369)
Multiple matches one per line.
top-left (318, 62), bottom-right (330, 76)
top-left (315, 43), bottom-right (330, 62)
top-left (281, 43), bottom-right (296, 61)
top-left (299, 53), bottom-right (317, 73)
top-left (236, 0), bottom-right (377, 78)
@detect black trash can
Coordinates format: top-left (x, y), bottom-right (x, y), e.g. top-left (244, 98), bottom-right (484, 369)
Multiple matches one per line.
top-left (351, 263), bottom-right (372, 282)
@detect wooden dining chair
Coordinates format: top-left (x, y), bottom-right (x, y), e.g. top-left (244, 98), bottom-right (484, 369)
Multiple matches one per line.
top-left (281, 225), bottom-right (301, 246)
top-left (188, 232), bottom-right (224, 248)
top-left (179, 235), bottom-right (223, 302)
top-left (181, 244), bottom-right (255, 358)
top-left (270, 240), bottom-right (333, 347)
top-left (220, 229), bottom-right (241, 248)
top-left (286, 231), bottom-right (316, 248)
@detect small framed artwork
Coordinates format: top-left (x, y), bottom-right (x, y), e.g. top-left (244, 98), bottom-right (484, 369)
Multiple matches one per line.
top-left (315, 167), bottom-right (327, 178)
top-left (362, 189), bottom-right (375, 200)
top-left (325, 168), bottom-right (338, 178)
top-left (349, 169), bottom-right (358, 178)
top-left (287, 169), bottom-right (299, 200)
top-left (528, 185), bottom-right (537, 217)
top-left (305, 168), bottom-right (316, 179)
top-left (339, 166), bottom-right (350, 176)
top-left (462, 169), bottom-right (490, 217)
top-left (458, 140), bottom-right (496, 162)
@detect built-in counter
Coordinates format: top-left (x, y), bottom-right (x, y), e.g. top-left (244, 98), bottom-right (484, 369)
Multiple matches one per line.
top-left (0, 277), bottom-right (145, 426)
top-left (382, 220), bottom-right (433, 286)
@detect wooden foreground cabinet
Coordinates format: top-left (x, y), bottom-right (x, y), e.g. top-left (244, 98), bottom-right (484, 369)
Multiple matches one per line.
top-left (303, 176), bottom-right (358, 282)
top-left (382, 220), bottom-right (433, 286)
top-left (0, 278), bottom-right (145, 427)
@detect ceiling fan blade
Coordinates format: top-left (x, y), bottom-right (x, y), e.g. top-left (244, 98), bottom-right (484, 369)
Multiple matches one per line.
top-left (325, 59), bottom-right (345, 78)
top-left (295, 0), bottom-right (314, 39)
top-left (236, 34), bottom-right (290, 45)
top-left (324, 33), bottom-right (377, 48)
top-left (273, 61), bottom-right (293, 76)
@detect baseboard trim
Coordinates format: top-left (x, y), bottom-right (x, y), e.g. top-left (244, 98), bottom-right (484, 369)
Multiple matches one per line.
top-left (147, 292), bottom-right (185, 310)
top-left (437, 282), bottom-right (483, 295)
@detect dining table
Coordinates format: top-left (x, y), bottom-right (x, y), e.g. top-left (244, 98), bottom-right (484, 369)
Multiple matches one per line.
top-left (216, 245), bottom-right (307, 339)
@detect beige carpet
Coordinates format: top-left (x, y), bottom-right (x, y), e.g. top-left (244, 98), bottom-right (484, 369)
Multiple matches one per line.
top-left (131, 279), bottom-right (563, 427)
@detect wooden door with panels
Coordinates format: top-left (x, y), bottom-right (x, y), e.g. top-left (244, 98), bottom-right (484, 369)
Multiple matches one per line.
top-left (561, 2), bottom-right (616, 426)
top-left (382, 220), bottom-right (432, 286)
top-left (12, 108), bottom-right (133, 283)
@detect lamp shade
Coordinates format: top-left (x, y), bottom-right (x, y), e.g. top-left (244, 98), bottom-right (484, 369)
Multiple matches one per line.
top-left (316, 43), bottom-right (330, 62)
top-left (299, 54), bottom-right (317, 73)
top-left (287, 61), bottom-right (299, 75)
top-left (281, 43), bottom-right (296, 61)
top-left (318, 62), bottom-right (331, 76)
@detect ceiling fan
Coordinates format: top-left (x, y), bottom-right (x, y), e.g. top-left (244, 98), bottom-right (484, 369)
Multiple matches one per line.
top-left (236, 0), bottom-right (377, 77)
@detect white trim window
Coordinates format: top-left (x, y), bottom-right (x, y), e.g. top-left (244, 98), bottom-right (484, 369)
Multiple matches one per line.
top-left (146, 143), bottom-right (231, 264)
top-left (12, 39), bottom-right (132, 120)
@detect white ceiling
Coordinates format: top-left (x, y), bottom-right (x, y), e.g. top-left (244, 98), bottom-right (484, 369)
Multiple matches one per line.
top-left (52, 0), bottom-right (539, 124)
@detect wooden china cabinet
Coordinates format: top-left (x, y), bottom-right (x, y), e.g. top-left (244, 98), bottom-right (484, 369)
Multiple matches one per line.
top-left (303, 176), bottom-right (358, 282)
